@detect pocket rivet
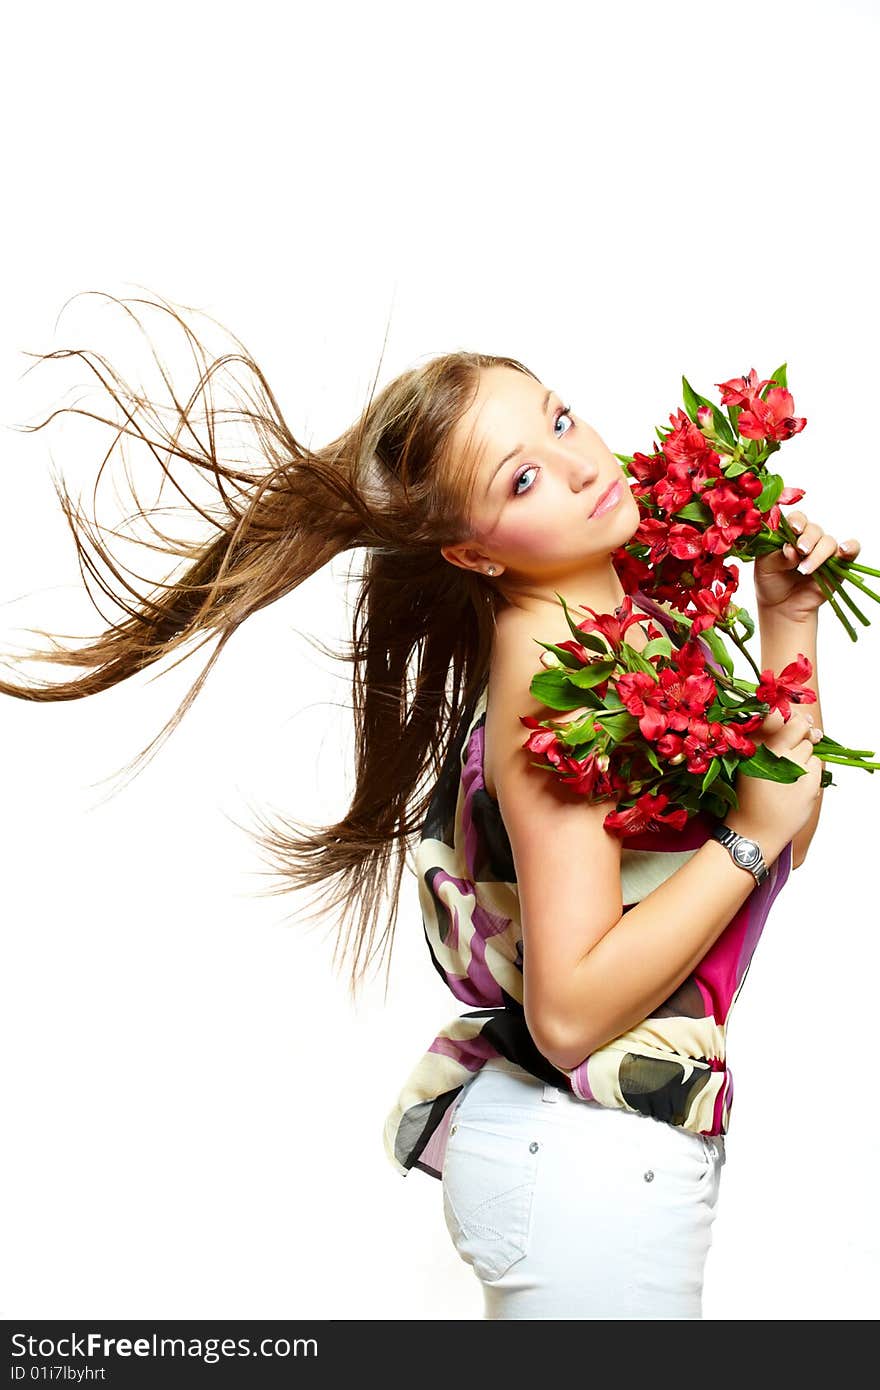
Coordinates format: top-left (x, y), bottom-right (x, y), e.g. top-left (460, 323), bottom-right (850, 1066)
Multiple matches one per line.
top-left (529, 1141), bottom-right (539, 1153)
top-left (643, 1169), bottom-right (654, 1182)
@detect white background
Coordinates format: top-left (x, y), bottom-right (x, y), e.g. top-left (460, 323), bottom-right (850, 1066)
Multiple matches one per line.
top-left (1, 0), bottom-right (878, 1320)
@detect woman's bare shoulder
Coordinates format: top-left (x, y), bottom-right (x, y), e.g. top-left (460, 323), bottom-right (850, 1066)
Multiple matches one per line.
top-left (484, 609), bottom-right (567, 801)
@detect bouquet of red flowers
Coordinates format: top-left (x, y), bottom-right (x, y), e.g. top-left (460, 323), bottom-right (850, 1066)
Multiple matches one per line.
top-left (521, 591), bottom-right (878, 837)
top-left (611, 365), bottom-right (880, 643)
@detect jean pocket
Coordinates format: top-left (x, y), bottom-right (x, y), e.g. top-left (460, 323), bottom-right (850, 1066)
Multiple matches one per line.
top-left (442, 1118), bottom-right (541, 1283)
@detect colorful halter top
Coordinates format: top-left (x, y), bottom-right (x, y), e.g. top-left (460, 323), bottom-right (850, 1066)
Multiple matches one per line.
top-left (382, 635), bottom-right (793, 1181)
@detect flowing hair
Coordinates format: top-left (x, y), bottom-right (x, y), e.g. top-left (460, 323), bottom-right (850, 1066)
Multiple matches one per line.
top-left (0, 289), bottom-right (540, 999)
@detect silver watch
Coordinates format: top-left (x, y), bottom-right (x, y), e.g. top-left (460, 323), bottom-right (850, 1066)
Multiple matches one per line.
top-left (710, 824), bottom-right (769, 886)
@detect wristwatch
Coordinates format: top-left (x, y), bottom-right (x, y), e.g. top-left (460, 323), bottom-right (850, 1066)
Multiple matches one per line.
top-left (710, 824), bottom-right (769, 886)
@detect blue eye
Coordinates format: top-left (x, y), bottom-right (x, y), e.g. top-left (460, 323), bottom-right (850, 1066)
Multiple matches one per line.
top-left (511, 403), bottom-right (575, 496)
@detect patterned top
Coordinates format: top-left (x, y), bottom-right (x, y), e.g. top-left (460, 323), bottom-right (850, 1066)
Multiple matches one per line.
top-left (382, 613), bottom-right (793, 1181)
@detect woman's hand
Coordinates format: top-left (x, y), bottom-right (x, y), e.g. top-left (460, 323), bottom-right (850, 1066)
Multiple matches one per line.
top-left (754, 510), bottom-right (861, 622)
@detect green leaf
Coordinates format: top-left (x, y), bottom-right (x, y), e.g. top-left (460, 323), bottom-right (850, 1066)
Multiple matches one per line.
top-left (593, 711), bottom-right (639, 742)
top-left (558, 713), bottom-right (599, 747)
top-left (641, 634), bottom-right (673, 661)
top-left (679, 375), bottom-right (737, 448)
top-left (701, 757), bottom-right (722, 794)
top-left (694, 623), bottom-right (735, 675)
top-left (533, 639), bottom-right (592, 671)
top-left (528, 668), bottom-right (596, 711)
top-left (567, 660), bottom-right (618, 689)
top-left (732, 604), bottom-right (755, 640)
top-left (737, 743), bottom-right (807, 782)
top-left (763, 362), bottom-right (787, 395)
top-left (723, 459), bottom-right (751, 478)
top-left (711, 779), bottom-right (739, 810)
top-left (673, 499), bottom-right (714, 525)
top-left (642, 744), bottom-right (662, 774)
top-left (756, 472), bottom-right (785, 512)
top-left (709, 408), bottom-right (737, 448)
top-left (553, 592), bottom-right (609, 653)
top-left (622, 645), bottom-right (660, 678)
top-left (613, 453), bottom-right (635, 465)
top-left (681, 375), bottom-right (704, 424)
top-left (720, 754), bottom-right (740, 779)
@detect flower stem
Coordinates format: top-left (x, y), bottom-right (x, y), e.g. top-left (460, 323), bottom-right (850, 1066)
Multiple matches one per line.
top-left (725, 623), bottom-right (763, 680)
top-left (835, 558), bottom-right (880, 578)
top-left (825, 556), bottom-right (880, 604)
top-left (811, 567), bottom-right (858, 641)
top-left (817, 562), bottom-right (871, 627)
top-left (814, 752), bottom-right (880, 770)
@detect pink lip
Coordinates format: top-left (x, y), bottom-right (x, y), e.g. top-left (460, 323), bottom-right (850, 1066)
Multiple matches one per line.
top-left (589, 478), bottom-right (623, 519)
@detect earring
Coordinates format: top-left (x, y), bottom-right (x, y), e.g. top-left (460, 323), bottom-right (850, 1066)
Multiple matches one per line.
top-left (486, 565), bottom-right (496, 575)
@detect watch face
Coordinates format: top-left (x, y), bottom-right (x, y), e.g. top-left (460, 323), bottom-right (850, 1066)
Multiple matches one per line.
top-left (733, 839), bottom-right (760, 868)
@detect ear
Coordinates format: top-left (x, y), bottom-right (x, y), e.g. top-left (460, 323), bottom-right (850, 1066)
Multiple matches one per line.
top-left (440, 542), bottom-right (491, 574)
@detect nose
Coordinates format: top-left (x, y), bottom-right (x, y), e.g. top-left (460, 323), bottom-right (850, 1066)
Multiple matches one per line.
top-left (570, 456), bottom-right (599, 491)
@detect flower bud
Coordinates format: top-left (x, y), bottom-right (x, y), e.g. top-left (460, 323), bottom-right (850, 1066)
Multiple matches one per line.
top-left (668, 752), bottom-right (687, 765)
top-left (696, 406), bottom-right (716, 436)
top-left (539, 650), bottom-right (561, 669)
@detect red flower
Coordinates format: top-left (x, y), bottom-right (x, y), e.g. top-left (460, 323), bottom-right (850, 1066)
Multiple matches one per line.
top-left (663, 409), bottom-right (718, 469)
top-left (755, 655), bottom-right (817, 720)
top-left (655, 728), bottom-right (687, 759)
top-left (556, 752), bottom-right (618, 798)
top-left (554, 638), bottom-right (594, 666)
top-left (736, 388), bottom-right (807, 443)
top-left (617, 663), bottom-right (717, 743)
top-left (765, 486), bottom-right (807, 532)
top-left (633, 517), bottom-right (672, 565)
top-left (612, 546), bottom-right (653, 594)
top-left (681, 718), bottom-right (730, 775)
top-left (519, 717), bottom-right (566, 764)
top-left (603, 791), bottom-right (689, 836)
top-left (675, 636), bottom-right (711, 677)
top-left (629, 446), bottom-right (668, 487)
top-left (690, 567), bottom-right (739, 635)
top-left (715, 368), bottom-right (777, 406)
top-left (703, 479), bottom-right (765, 553)
top-left (721, 721), bottom-right (758, 758)
top-left (575, 593), bottom-right (647, 651)
top-left (667, 522), bottom-right (705, 561)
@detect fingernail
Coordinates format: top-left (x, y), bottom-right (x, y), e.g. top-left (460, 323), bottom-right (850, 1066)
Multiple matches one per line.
top-left (797, 560), bottom-right (811, 574)
top-left (797, 539), bottom-right (810, 553)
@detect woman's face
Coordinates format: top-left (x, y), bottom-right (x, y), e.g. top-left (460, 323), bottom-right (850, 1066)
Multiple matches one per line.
top-left (441, 366), bottom-right (641, 590)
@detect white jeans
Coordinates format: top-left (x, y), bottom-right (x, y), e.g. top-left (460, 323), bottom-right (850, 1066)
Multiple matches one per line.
top-left (441, 1061), bottom-right (725, 1319)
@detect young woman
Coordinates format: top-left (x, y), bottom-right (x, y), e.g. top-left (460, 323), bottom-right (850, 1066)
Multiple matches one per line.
top-left (1, 296), bottom-right (857, 1319)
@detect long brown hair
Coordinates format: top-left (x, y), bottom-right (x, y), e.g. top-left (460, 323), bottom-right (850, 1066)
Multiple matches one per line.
top-left (0, 290), bottom-right (539, 998)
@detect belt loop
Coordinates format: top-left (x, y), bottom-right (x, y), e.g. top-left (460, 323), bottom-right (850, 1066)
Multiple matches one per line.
top-left (542, 1082), bottom-right (559, 1103)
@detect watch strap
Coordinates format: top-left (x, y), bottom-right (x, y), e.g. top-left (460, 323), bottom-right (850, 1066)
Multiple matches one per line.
top-left (710, 823), bottom-right (769, 886)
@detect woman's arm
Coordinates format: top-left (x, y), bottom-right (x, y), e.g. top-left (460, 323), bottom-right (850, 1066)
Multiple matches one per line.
top-left (498, 754), bottom-right (789, 1072)
top-left (759, 606), bottom-right (823, 869)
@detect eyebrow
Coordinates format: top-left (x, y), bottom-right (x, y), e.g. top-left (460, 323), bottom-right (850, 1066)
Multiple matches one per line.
top-left (484, 388), bottom-right (554, 496)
